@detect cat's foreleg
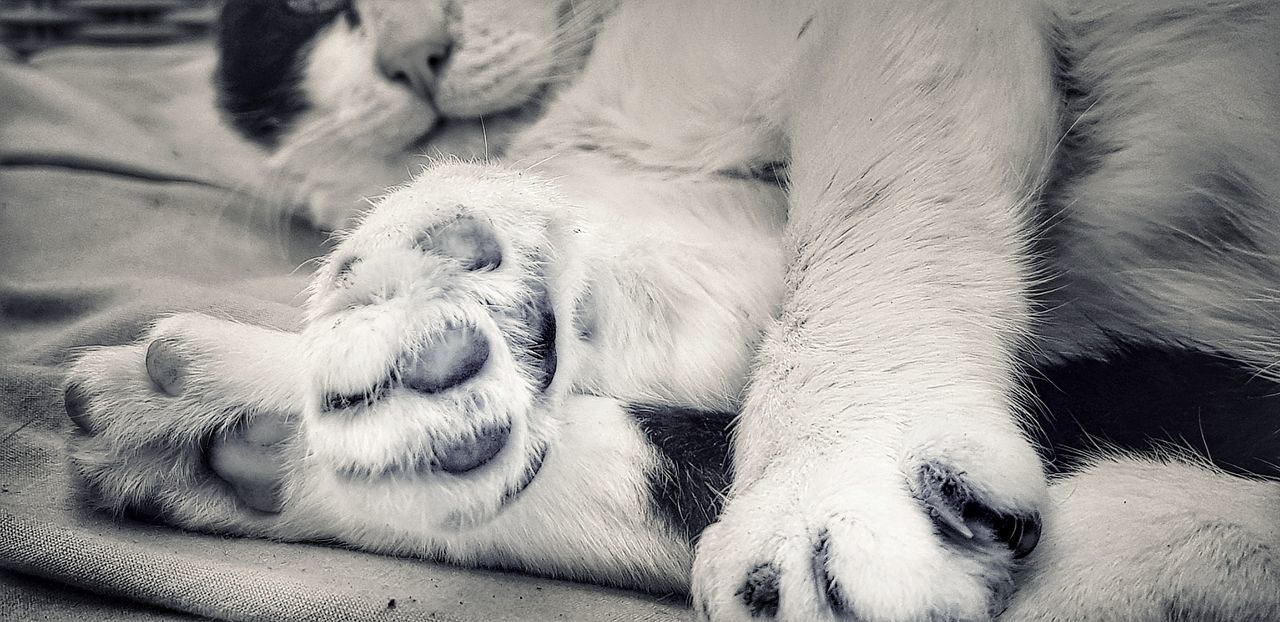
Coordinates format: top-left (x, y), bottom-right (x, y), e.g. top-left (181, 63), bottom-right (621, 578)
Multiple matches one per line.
top-left (692, 4), bottom-right (1062, 620)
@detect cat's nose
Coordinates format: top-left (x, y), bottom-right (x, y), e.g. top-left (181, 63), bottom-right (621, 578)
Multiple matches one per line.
top-left (377, 34), bottom-right (452, 100)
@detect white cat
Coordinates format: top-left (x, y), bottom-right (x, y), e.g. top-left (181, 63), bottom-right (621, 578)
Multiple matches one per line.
top-left (66, 1), bottom-right (1280, 620)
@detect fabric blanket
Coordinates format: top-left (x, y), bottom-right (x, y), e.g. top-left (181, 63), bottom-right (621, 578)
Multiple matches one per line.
top-left (0, 44), bottom-right (688, 621)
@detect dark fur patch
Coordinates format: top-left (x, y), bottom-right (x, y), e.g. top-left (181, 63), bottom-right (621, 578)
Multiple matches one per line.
top-left (736, 562), bottom-right (781, 618)
top-left (1027, 342), bottom-right (1280, 479)
top-left (913, 460), bottom-right (1043, 558)
top-left (626, 404), bottom-right (733, 541)
top-left (216, 0), bottom-right (345, 144)
top-left (1038, 21), bottom-right (1109, 229)
top-left (1158, 168), bottom-right (1270, 261)
top-left (332, 255), bottom-right (360, 286)
top-left (1129, 4), bottom-right (1272, 36)
top-left (620, 344), bottom-right (1276, 548)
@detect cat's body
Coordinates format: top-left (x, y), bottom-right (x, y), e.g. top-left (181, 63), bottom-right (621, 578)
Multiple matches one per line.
top-left (64, 1), bottom-right (1280, 620)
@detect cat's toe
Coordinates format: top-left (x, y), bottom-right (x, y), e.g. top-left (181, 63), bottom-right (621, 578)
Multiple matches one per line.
top-left (735, 562), bottom-right (782, 618)
top-left (208, 414), bottom-right (297, 514)
top-left (144, 337), bottom-right (187, 396)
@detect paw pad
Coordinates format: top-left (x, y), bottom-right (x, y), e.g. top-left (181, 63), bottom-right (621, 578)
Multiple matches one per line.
top-left (434, 424), bottom-right (510, 474)
top-left (207, 415), bottom-right (294, 514)
top-left (403, 324), bottom-right (490, 394)
top-left (416, 217), bottom-right (502, 272)
top-left (736, 562), bottom-right (781, 617)
top-left (145, 337), bottom-right (186, 396)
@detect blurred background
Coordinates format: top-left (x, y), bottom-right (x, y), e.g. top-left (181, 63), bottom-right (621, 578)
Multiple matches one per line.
top-left (2, 0), bottom-right (220, 56)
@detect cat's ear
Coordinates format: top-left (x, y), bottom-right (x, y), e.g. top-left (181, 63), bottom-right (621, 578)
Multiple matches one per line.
top-left (284, 0), bottom-right (345, 15)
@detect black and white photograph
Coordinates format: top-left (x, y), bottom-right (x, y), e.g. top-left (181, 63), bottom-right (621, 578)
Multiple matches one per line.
top-left (2, 1), bottom-right (1278, 620)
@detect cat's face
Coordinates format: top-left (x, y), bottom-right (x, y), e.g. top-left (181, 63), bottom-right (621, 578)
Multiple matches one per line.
top-left (215, 0), bottom-right (613, 228)
top-left (217, 0), bottom-right (609, 145)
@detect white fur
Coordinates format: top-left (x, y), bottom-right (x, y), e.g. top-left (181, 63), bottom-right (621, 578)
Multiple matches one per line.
top-left (68, 0), bottom-right (1280, 620)
top-left (683, 3), bottom-right (1059, 618)
top-left (266, 0), bottom-right (614, 229)
top-left (67, 317), bottom-right (692, 592)
top-left (1036, 0), bottom-right (1280, 380)
top-left (1008, 457), bottom-right (1280, 621)
top-left (66, 315), bottom-right (1280, 614)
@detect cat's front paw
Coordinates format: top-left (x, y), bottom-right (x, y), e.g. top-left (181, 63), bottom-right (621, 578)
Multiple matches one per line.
top-left (692, 434), bottom-right (1044, 621)
top-left (64, 314), bottom-right (307, 535)
top-left (296, 163), bottom-right (591, 529)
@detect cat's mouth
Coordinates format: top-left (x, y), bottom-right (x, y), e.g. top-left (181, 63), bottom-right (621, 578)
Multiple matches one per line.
top-left (407, 104), bottom-right (544, 159)
top-left (409, 116), bottom-right (447, 148)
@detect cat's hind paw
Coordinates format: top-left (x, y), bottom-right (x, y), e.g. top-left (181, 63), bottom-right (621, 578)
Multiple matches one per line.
top-left (64, 314), bottom-right (306, 535)
top-left (295, 163), bottom-right (591, 529)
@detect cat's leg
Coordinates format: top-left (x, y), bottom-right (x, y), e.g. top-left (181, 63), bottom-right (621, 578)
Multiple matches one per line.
top-left (1004, 457), bottom-right (1280, 622)
top-left (67, 314), bottom-right (1280, 606)
top-left (692, 5), bottom-right (1062, 621)
top-left (64, 311), bottom-right (715, 592)
top-left (286, 160), bottom-right (774, 534)
top-left (66, 160), bottom-right (770, 591)
top-left (284, 160), bottom-right (783, 586)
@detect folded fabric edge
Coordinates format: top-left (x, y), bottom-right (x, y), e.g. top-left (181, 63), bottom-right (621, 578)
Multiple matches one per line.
top-left (0, 509), bottom-right (393, 622)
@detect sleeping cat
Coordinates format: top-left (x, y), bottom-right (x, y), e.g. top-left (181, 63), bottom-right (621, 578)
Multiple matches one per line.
top-left (217, 0), bottom-right (609, 228)
top-left (65, 0), bottom-right (1280, 620)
